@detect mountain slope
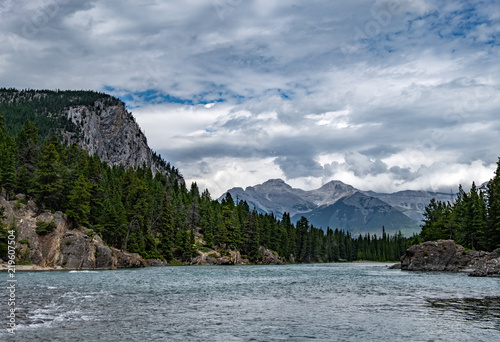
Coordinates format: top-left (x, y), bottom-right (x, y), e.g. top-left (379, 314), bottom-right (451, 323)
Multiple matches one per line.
top-left (363, 190), bottom-right (453, 222)
top-left (0, 88), bottom-right (179, 178)
top-left (293, 192), bottom-right (420, 236)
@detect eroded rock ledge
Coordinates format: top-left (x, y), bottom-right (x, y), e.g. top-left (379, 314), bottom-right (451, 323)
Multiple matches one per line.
top-left (1, 196), bottom-right (147, 270)
top-left (399, 240), bottom-right (500, 277)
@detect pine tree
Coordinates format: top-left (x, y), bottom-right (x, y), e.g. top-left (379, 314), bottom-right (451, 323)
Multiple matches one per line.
top-left (487, 158), bottom-right (500, 250)
top-left (16, 165), bottom-right (33, 196)
top-left (420, 198), bottom-right (453, 242)
top-left (33, 137), bottom-right (64, 210)
top-left (159, 193), bottom-right (174, 261)
top-left (0, 141), bottom-right (17, 199)
top-left (296, 216), bottom-right (310, 262)
top-left (199, 189), bottom-right (215, 247)
top-left (244, 210), bottom-right (261, 261)
top-left (16, 120), bottom-right (39, 171)
top-left (65, 174), bottom-right (92, 227)
top-left (0, 206), bottom-right (9, 259)
top-left (0, 116), bottom-right (17, 198)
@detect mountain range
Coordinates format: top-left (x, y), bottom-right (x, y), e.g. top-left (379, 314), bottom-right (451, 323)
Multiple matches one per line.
top-left (221, 179), bottom-right (454, 236)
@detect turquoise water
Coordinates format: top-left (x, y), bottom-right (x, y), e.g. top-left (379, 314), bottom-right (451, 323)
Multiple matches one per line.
top-left (2, 263), bottom-right (500, 341)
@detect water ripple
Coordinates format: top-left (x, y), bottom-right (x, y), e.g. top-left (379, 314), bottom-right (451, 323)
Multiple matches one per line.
top-left (2, 264), bottom-right (499, 341)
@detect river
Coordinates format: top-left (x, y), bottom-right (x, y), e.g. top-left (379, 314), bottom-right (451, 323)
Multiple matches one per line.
top-left (3, 263), bottom-right (500, 341)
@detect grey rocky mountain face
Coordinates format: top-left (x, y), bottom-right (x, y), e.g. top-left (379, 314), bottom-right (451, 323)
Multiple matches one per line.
top-left (63, 99), bottom-right (168, 175)
top-left (221, 179), bottom-right (453, 236)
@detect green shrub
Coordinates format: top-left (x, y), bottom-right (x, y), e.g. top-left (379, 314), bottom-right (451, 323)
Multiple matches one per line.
top-left (65, 240), bottom-right (71, 245)
top-left (197, 245), bottom-right (212, 253)
top-left (16, 248), bottom-right (32, 265)
top-left (423, 250), bottom-right (429, 257)
top-left (17, 259), bottom-right (33, 265)
top-left (36, 220), bottom-right (57, 235)
top-left (14, 200), bottom-right (23, 210)
top-left (169, 259), bottom-right (184, 266)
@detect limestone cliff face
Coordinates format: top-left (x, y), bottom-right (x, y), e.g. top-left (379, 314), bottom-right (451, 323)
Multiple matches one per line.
top-left (62, 99), bottom-right (166, 175)
top-left (1, 196), bottom-right (147, 270)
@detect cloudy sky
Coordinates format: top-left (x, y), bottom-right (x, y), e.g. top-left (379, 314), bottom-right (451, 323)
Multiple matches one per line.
top-left (1, 0), bottom-right (500, 197)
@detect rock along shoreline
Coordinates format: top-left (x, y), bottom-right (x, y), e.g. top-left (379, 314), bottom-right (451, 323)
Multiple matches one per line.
top-left (397, 240), bottom-right (500, 277)
top-left (1, 195), bottom-right (284, 272)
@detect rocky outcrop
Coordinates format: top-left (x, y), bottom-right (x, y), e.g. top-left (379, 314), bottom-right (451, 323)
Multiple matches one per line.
top-left (192, 250), bottom-right (248, 265)
top-left (191, 247), bottom-right (284, 265)
top-left (1, 196), bottom-right (147, 270)
top-left (469, 249), bottom-right (500, 277)
top-left (400, 240), bottom-right (500, 276)
top-left (258, 246), bottom-right (284, 265)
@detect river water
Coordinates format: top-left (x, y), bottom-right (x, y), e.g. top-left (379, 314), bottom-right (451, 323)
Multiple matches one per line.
top-left (2, 263), bottom-right (500, 341)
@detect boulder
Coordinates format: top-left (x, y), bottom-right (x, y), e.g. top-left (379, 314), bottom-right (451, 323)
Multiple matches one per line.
top-left (469, 249), bottom-right (500, 277)
top-left (191, 250), bottom-right (248, 265)
top-left (258, 247), bottom-right (284, 265)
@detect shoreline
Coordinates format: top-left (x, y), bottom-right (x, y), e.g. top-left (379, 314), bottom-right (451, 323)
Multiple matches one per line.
top-left (1, 260), bottom-right (399, 272)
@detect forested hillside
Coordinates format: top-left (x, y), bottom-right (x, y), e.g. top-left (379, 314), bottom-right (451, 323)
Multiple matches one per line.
top-left (420, 159), bottom-right (500, 252)
top-left (0, 89), bottom-right (413, 264)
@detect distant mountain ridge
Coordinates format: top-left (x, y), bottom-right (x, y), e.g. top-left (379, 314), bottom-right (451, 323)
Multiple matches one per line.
top-left (221, 179), bottom-right (453, 236)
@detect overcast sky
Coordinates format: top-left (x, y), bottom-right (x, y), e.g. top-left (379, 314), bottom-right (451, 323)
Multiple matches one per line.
top-left (1, 0), bottom-right (499, 197)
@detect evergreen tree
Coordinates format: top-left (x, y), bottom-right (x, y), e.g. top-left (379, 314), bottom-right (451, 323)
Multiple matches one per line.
top-left (199, 189), bottom-right (215, 247)
top-left (65, 174), bottom-right (92, 227)
top-left (420, 198), bottom-right (453, 242)
top-left (487, 158), bottom-right (500, 250)
top-left (0, 141), bottom-right (17, 199)
top-left (33, 137), bottom-right (64, 210)
top-left (0, 206), bottom-right (9, 259)
top-left (16, 120), bottom-right (39, 171)
top-left (159, 193), bottom-right (175, 261)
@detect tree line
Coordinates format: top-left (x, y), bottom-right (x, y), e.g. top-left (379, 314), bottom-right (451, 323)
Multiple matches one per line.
top-left (420, 159), bottom-right (500, 251)
top-left (0, 115), bottom-right (412, 263)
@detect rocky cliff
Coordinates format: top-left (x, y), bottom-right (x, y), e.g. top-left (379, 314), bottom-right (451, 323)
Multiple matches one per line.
top-left (63, 99), bottom-right (164, 174)
top-left (0, 195), bottom-right (147, 270)
top-left (399, 240), bottom-right (500, 277)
